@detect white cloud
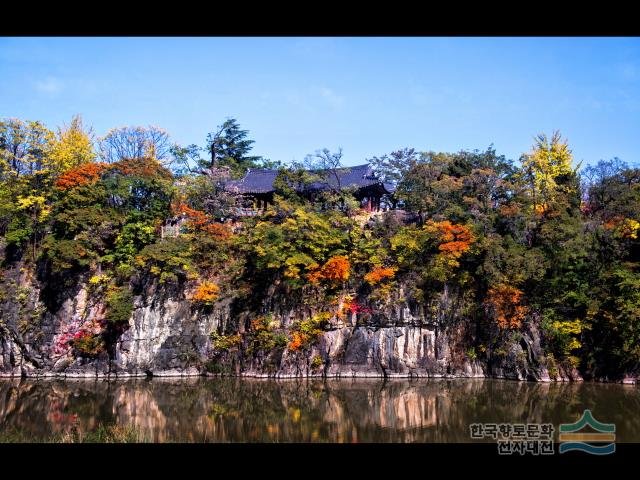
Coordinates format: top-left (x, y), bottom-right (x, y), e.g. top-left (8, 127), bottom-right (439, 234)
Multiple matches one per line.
top-left (34, 76), bottom-right (63, 95)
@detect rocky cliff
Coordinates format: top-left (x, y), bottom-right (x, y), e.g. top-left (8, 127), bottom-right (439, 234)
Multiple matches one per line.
top-left (0, 260), bottom-right (592, 382)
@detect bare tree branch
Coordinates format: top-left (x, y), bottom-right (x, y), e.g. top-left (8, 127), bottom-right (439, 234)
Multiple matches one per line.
top-left (98, 126), bottom-right (172, 165)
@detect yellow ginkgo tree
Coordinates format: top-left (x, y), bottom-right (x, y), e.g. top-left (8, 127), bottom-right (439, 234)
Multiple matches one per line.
top-left (48, 114), bottom-right (96, 173)
top-left (519, 130), bottom-right (577, 215)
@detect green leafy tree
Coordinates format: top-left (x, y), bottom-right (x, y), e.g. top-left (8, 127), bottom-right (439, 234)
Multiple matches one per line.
top-left (244, 197), bottom-right (352, 288)
top-left (0, 119), bottom-right (56, 259)
top-left (395, 152), bottom-right (462, 223)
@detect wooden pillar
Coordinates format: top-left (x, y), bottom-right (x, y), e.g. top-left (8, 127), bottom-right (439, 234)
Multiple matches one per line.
top-left (367, 196), bottom-right (372, 212)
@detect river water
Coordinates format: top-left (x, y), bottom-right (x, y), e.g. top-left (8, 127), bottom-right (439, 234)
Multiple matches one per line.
top-left (0, 378), bottom-right (638, 442)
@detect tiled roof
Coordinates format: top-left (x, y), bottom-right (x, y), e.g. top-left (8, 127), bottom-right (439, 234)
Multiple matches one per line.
top-left (224, 164), bottom-right (394, 195)
top-left (225, 169), bottom-right (280, 194)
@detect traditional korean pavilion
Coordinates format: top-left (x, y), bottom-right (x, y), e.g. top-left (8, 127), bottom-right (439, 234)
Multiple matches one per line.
top-left (224, 164), bottom-right (395, 212)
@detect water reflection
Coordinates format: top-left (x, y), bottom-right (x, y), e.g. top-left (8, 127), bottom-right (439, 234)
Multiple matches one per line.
top-left (1, 378), bottom-right (639, 442)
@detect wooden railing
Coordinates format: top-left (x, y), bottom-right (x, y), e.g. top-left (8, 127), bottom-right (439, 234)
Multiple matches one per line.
top-left (232, 207), bottom-right (261, 217)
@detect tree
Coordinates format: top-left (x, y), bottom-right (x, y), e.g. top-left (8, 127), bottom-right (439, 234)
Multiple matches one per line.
top-left (48, 114), bottom-right (96, 172)
top-left (43, 156), bottom-right (174, 275)
top-left (582, 158), bottom-right (640, 221)
top-left (174, 172), bottom-right (238, 220)
top-left (0, 119), bottom-right (56, 259)
top-left (367, 147), bottom-right (418, 187)
top-left (519, 131), bottom-right (577, 214)
top-left (205, 118), bottom-right (264, 177)
top-left (270, 149), bottom-right (348, 209)
top-left (307, 255), bottom-right (351, 286)
top-left (98, 126), bottom-right (172, 165)
top-left (300, 148), bottom-right (360, 214)
top-left (303, 148), bottom-right (345, 191)
top-left (244, 197), bottom-right (352, 288)
top-left (54, 162), bottom-right (110, 191)
top-left (0, 118), bottom-right (55, 177)
top-left (395, 152), bottom-right (462, 223)
top-left (485, 283), bottom-right (529, 330)
top-left (169, 143), bottom-right (204, 176)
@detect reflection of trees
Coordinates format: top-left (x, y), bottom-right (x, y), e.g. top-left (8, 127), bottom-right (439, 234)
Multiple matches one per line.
top-left (0, 379), bottom-right (116, 439)
top-left (1, 378), bottom-right (639, 442)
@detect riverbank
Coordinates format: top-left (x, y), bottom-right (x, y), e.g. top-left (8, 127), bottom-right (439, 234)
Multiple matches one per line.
top-left (2, 369), bottom-right (637, 383)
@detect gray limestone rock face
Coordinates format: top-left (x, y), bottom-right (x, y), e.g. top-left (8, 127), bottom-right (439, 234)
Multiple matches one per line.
top-left (0, 264), bottom-right (592, 382)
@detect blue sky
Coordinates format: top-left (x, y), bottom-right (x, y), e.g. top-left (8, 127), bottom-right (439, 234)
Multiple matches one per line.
top-left (1, 37), bottom-right (639, 168)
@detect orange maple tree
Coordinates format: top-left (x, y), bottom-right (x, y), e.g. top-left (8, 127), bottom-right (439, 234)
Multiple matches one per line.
top-left (425, 220), bottom-right (475, 260)
top-left (172, 201), bottom-right (232, 241)
top-left (111, 158), bottom-right (171, 179)
top-left (54, 162), bottom-right (110, 191)
top-left (288, 332), bottom-right (306, 352)
top-left (485, 283), bottom-right (528, 329)
top-left (364, 266), bottom-right (397, 285)
top-left (201, 222), bottom-right (232, 241)
top-left (192, 280), bottom-right (220, 305)
top-left (307, 255), bottom-right (350, 285)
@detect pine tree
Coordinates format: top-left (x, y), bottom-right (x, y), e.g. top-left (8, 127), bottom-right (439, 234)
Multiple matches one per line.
top-left (205, 118), bottom-right (263, 177)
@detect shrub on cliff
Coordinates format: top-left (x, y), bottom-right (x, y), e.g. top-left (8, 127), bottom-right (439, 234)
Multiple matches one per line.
top-left (246, 316), bottom-right (289, 354)
top-left (70, 331), bottom-right (105, 357)
top-left (104, 286), bottom-right (134, 325)
top-left (191, 280), bottom-right (220, 306)
top-left (287, 313), bottom-right (331, 352)
top-left (134, 237), bottom-right (195, 284)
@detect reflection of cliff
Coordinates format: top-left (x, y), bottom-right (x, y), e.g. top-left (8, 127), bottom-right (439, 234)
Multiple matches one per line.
top-left (113, 384), bottom-right (167, 441)
top-left (1, 378), bottom-right (639, 442)
top-left (378, 386), bottom-right (437, 429)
